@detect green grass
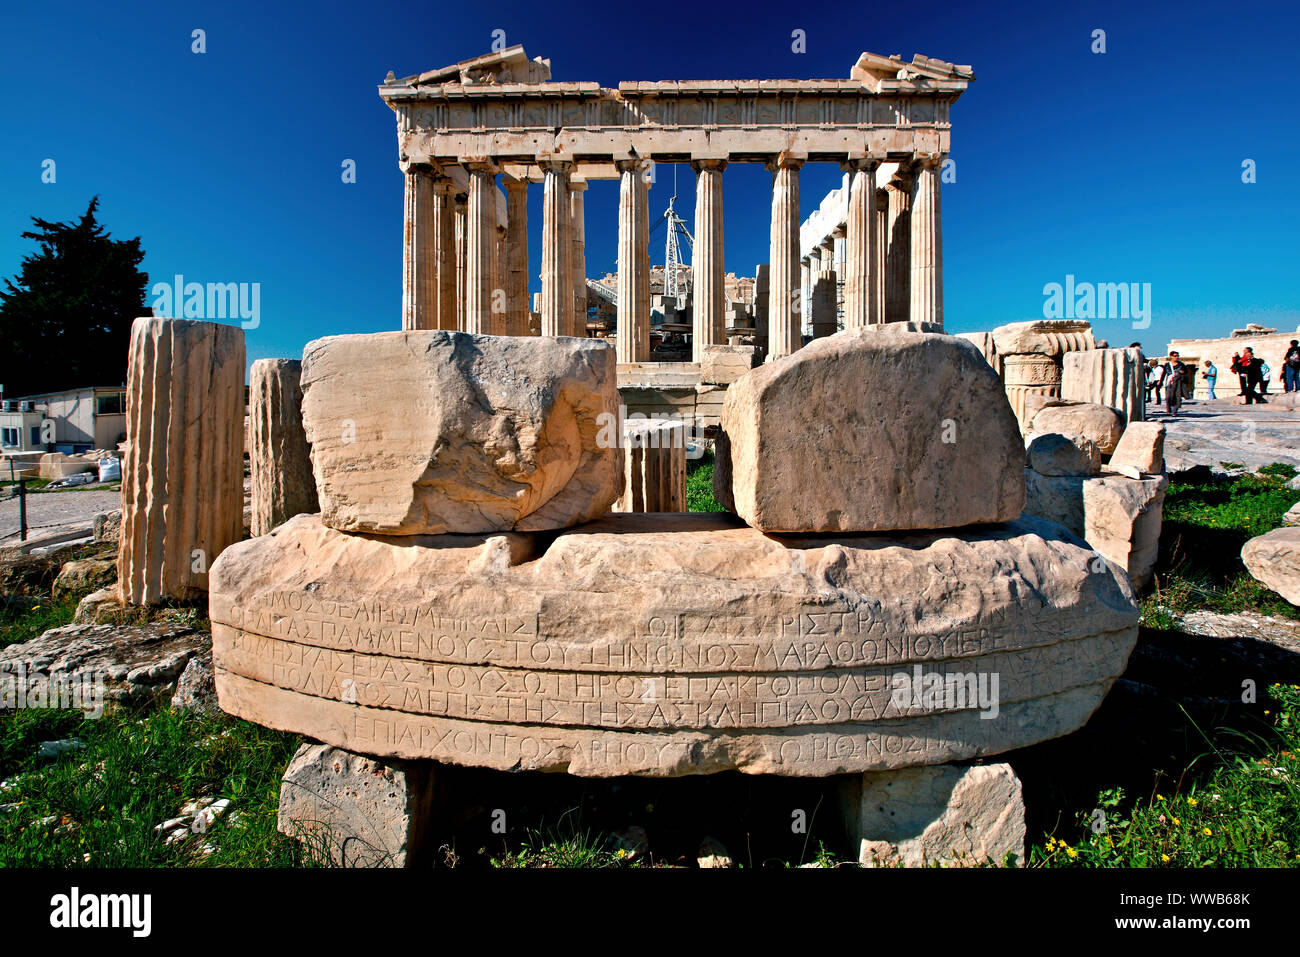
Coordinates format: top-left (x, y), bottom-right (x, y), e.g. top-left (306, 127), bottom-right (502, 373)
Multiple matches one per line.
top-left (1033, 684), bottom-right (1300, 867)
top-left (0, 594), bottom-right (79, 649)
top-left (0, 706), bottom-right (313, 867)
top-left (1148, 469), bottom-right (1300, 618)
top-left (686, 451), bottom-right (727, 513)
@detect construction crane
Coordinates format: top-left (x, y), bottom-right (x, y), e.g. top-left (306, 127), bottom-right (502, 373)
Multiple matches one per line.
top-left (650, 167), bottom-right (694, 300)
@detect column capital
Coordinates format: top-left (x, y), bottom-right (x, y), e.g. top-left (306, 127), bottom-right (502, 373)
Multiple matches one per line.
top-left (399, 159), bottom-right (437, 176)
top-left (906, 151), bottom-right (947, 172)
top-left (690, 158), bottom-right (728, 173)
top-left (539, 158), bottom-right (574, 174)
top-left (840, 154), bottom-right (884, 173)
top-left (766, 151), bottom-right (805, 172)
top-left (462, 158), bottom-right (497, 175)
top-left (502, 175), bottom-right (528, 194)
top-left (615, 158), bottom-right (649, 174)
top-left (569, 179), bottom-right (589, 193)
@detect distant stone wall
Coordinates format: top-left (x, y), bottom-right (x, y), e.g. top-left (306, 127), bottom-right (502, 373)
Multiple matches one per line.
top-left (1167, 329), bottom-right (1300, 399)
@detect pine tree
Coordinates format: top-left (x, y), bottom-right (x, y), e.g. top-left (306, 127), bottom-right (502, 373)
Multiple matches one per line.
top-left (0, 197), bottom-right (148, 397)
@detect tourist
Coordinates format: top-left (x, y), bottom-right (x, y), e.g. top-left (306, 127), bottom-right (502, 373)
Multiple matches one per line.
top-left (1260, 358), bottom-right (1272, 395)
top-left (1231, 351), bottom-right (1248, 396)
top-left (1242, 347), bottom-right (1267, 404)
top-left (1285, 339), bottom-right (1300, 393)
top-left (1145, 358), bottom-right (1163, 404)
top-left (1203, 359), bottom-right (1217, 399)
top-left (1163, 351), bottom-right (1187, 417)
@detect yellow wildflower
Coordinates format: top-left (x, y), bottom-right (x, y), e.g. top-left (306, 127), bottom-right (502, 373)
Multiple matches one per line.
top-left (1202, 828), bottom-right (1212, 836)
top-left (1161, 854), bottom-right (1171, 862)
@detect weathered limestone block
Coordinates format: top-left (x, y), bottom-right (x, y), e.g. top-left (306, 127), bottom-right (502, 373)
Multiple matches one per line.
top-left (249, 359), bottom-right (319, 537)
top-left (1109, 422), bottom-right (1166, 475)
top-left (1024, 470), bottom-right (1168, 591)
top-left (1028, 402), bottom-right (1125, 456)
top-left (209, 511), bottom-right (1138, 776)
top-left (1027, 433), bottom-right (1100, 477)
top-left (52, 556), bottom-right (117, 599)
top-left (1242, 527), bottom-right (1300, 605)
top-left (699, 344), bottom-right (760, 385)
top-left (39, 453), bottom-right (97, 481)
top-left (171, 651), bottom-right (219, 715)
top-left (0, 621), bottom-right (208, 712)
top-left (278, 743), bottom-right (437, 867)
top-left (93, 509), bottom-right (122, 543)
top-left (991, 320), bottom-right (1094, 358)
top-left (714, 326), bottom-right (1024, 533)
top-left (1284, 502), bottom-right (1300, 527)
top-left (301, 331), bottom-right (622, 535)
top-left (957, 331), bottom-right (1000, 377)
top-left (842, 762), bottom-right (1025, 867)
top-left (615, 419), bottom-right (686, 513)
top-left (118, 318), bottom-right (245, 605)
top-left (1061, 348), bottom-right (1145, 424)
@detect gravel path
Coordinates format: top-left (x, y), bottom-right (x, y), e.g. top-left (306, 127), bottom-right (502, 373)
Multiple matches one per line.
top-left (0, 487), bottom-right (121, 542)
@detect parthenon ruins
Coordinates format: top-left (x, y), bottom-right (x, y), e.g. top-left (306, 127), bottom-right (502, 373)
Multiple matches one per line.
top-left (382, 45), bottom-right (972, 364)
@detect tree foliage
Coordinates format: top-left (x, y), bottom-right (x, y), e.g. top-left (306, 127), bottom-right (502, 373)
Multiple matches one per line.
top-left (0, 197), bottom-right (148, 397)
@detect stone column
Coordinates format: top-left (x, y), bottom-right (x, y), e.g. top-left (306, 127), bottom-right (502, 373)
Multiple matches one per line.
top-left (570, 180), bottom-right (587, 338)
top-left (400, 164), bottom-right (437, 331)
top-left (691, 159), bottom-right (726, 363)
top-left (504, 178), bottom-right (529, 336)
top-left (464, 163), bottom-right (496, 335)
top-left (119, 317), bottom-right (244, 605)
top-left (753, 263), bottom-right (770, 354)
top-left (616, 419), bottom-right (687, 513)
top-left (454, 192), bottom-right (467, 330)
top-left (433, 178), bottom-right (457, 330)
top-left (885, 176), bottom-right (911, 323)
top-left (249, 359), bottom-right (318, 537)
top-left (799, 256), bottom-right (812, 334)
top-left (872, 189), bottom-right (888, 324)
top-left (615, 160), bottom-right (650, 363)
top-left (540, 162), bottom-right (573, 338)
top-left (909, 154), bottom-right (944, 328)
top-left (843, 159), bottom-right (879, 329)
top-left (767, 155), bottom-right (803, 359)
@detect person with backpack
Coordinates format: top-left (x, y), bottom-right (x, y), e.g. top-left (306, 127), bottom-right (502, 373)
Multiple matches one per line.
top-left (1242, 347), bottom-right (1267, 404)
top-left (1163, 352), bottom-right (1187, 416)
top-left (1285, 340), bottom-right (1300, 393)
top-left (1231, 352), bottom-right (1248, 397)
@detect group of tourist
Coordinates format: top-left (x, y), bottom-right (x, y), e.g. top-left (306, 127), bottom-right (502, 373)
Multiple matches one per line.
top-left (1136, 339), bottom-right (1300, 417)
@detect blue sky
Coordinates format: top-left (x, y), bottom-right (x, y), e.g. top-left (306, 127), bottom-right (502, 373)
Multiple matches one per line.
top-left (1, 0), bottom-right (1296, 374)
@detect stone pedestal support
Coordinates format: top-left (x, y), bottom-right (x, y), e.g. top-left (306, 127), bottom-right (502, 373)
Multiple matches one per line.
top-left (767, 156), bottom-right (803, 359)
top-left (570, 181), bottom-right (587, 338)
top-left (400, 165), bottom-right (438, 331)
top-left (464, 163), bottom-right (496, 335)
top-left (119, 317), bottom-right (244, 605)
top-left (249, 359), bottom-right (319, 538)
top-left (841, 763), bottom-right (1026, 867)
top-left (541, 163), bottom-right (573, 338)
top-left (691, 160), bottom-right (726, 362)
top-left (278, 744), bottom-right (442, 868)
top-left (505, 179), bottom-right (530, 336)
top-left (843, 159), bottom-right (880, 328)
top-left (909, 155), bottom-right (944, 328)
top-left (616, 160), bottom-right (651, 363)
